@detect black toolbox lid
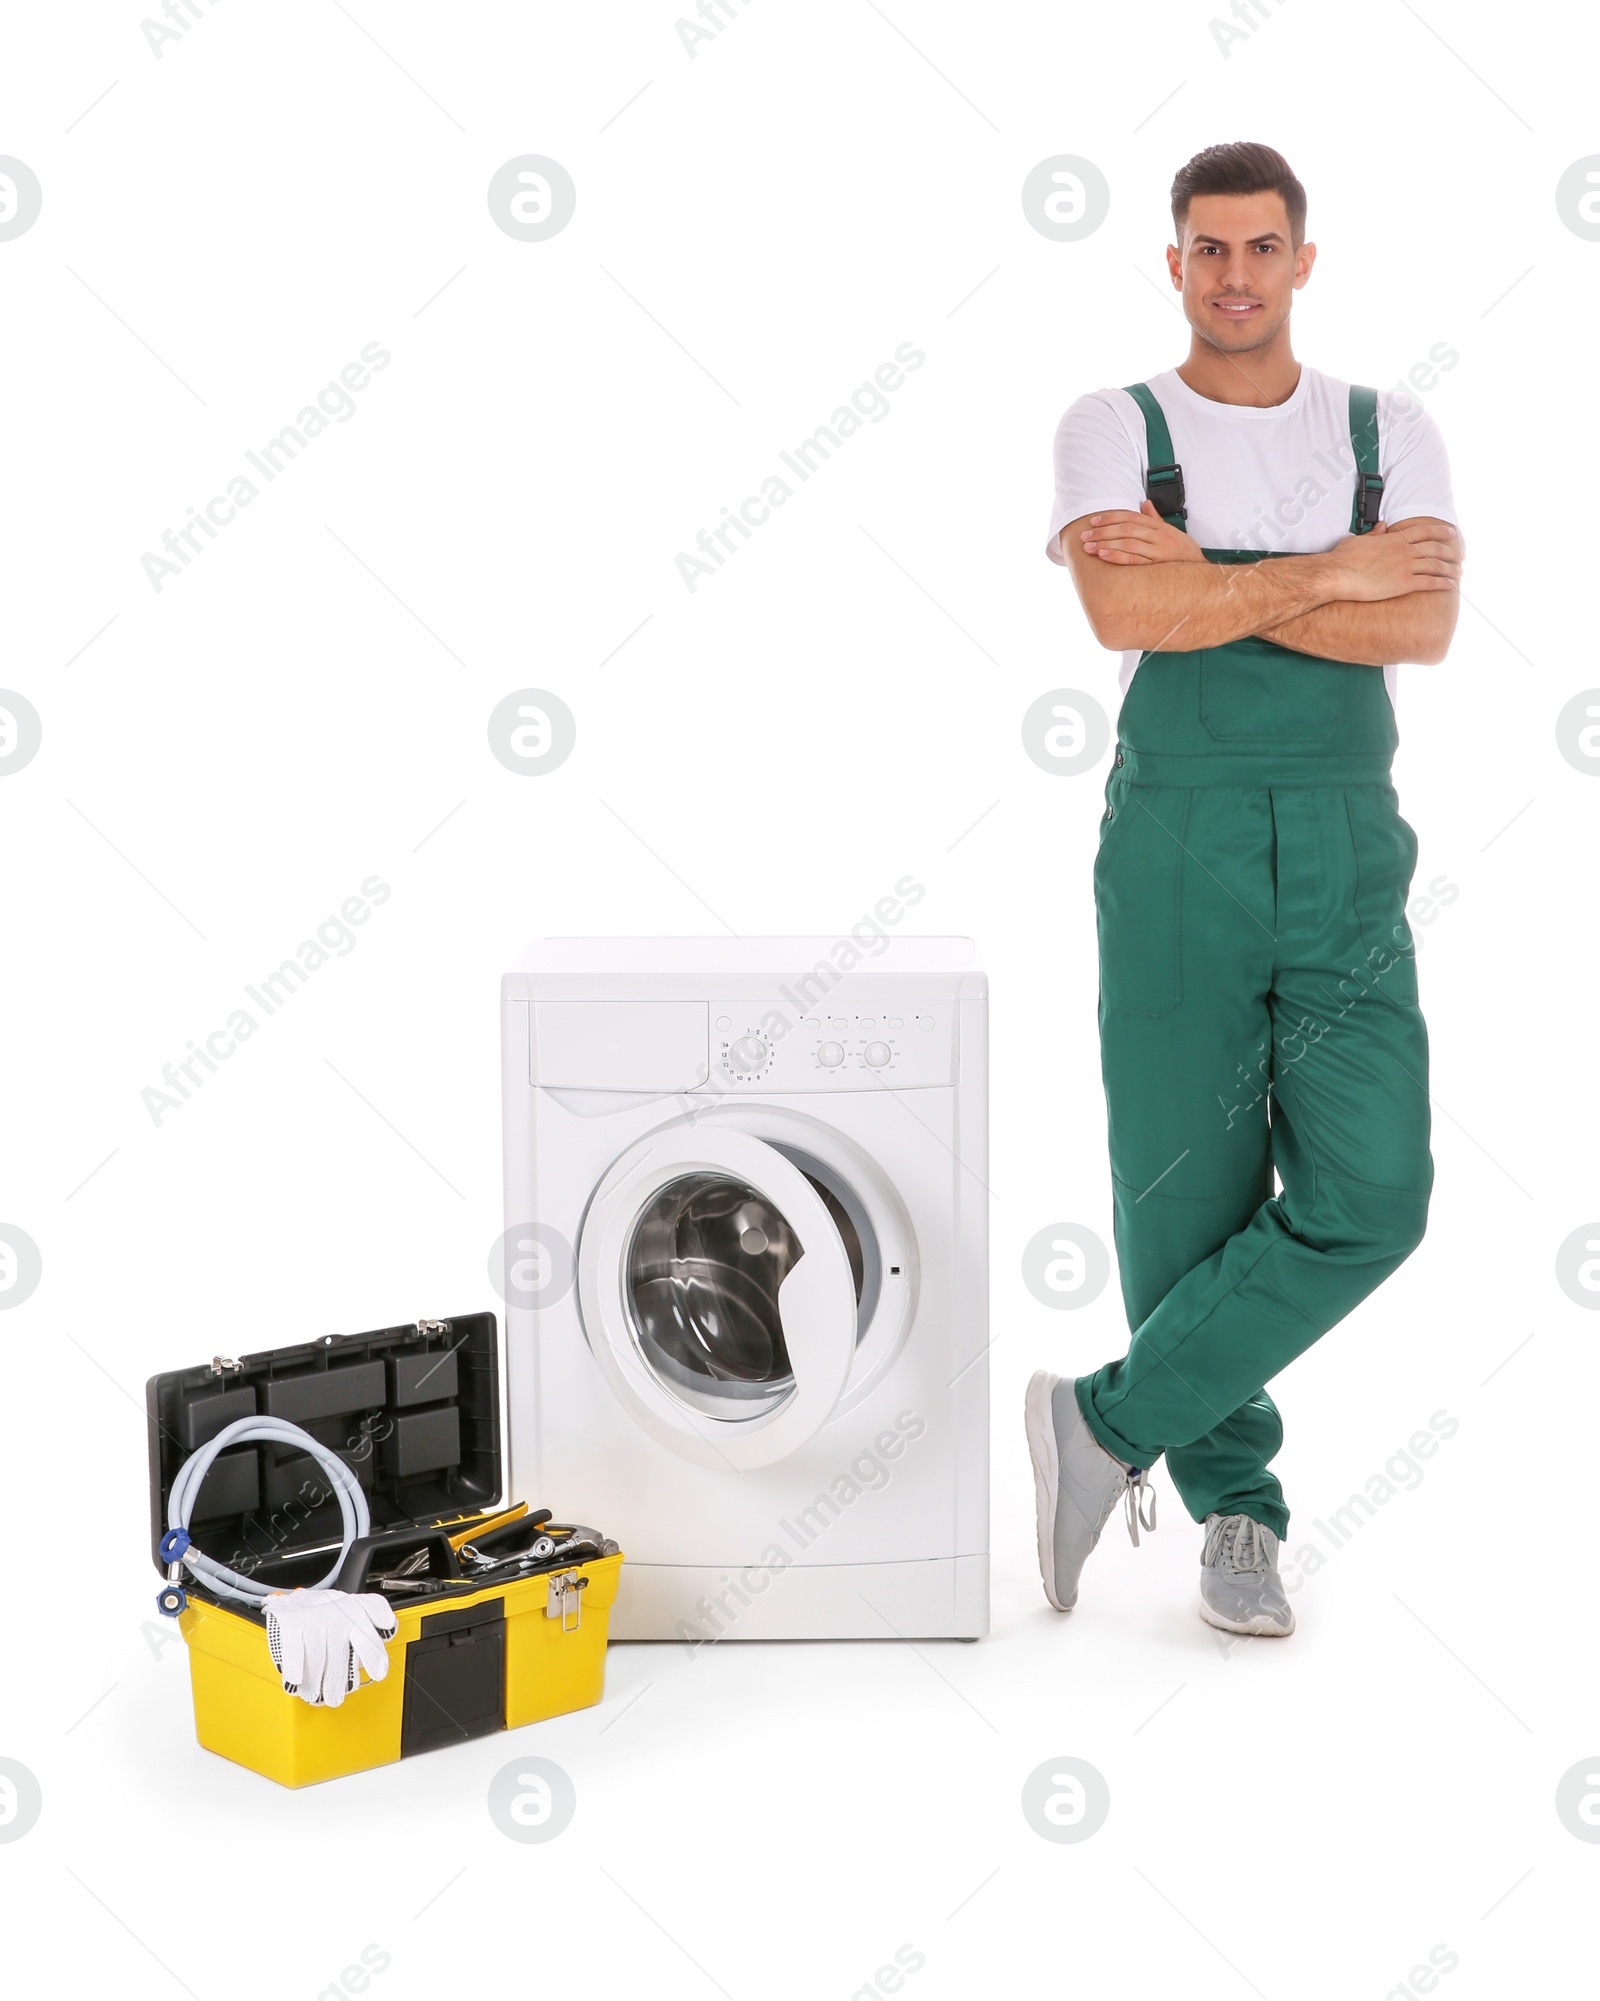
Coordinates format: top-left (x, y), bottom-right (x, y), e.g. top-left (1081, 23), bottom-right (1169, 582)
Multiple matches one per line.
top-left (146, 1312), bottom-right (500, 1579)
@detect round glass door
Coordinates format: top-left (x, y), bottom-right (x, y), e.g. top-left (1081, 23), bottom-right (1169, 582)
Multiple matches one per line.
top-left (625, 1165), bottom-right (872, 1420)
top-left (576, 1124), bottom-right (866, 1469)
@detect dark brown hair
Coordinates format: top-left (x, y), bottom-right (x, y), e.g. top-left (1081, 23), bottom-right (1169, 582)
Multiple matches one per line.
top-left (1171, 143), bottom-right (1306, 246)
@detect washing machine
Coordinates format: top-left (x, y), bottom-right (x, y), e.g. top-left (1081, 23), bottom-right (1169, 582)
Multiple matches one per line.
top-left (500, 936), bottom-right (988, 1641)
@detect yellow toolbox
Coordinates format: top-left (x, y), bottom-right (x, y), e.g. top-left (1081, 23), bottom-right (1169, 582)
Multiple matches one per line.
top-left (146, 1312), bottom-right (622, 1789)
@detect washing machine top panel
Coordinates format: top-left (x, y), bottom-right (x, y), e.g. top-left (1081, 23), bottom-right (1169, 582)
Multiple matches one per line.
top-left (502, 935), bottom-right (985, 1008)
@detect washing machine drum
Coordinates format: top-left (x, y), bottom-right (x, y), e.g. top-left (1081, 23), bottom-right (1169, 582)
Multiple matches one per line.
top-left (577, 1127), bottom-right (867, 1469)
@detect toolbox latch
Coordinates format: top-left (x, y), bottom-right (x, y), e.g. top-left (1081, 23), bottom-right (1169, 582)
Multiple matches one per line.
top-left (546, 1570), bottom-right (588, 1633)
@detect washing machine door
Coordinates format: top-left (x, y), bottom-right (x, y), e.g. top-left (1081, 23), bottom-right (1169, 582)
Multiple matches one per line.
top-left (577, 1126), bottom-right (859, 1470)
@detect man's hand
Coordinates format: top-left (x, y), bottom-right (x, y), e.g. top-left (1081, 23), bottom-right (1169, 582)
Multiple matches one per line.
top-left (1259, 519), bottom-right (1463, 665)
top-left (1057, 509), bottom-right (1463, 660)
top-left (1079, 501), bottom-right (1207, 566)
top-left (1326, 518), bottom-right (1463, 601)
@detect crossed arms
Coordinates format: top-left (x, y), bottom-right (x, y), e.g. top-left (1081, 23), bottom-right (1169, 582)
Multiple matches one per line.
top-left (1058, 505), bottom-right (1463, 667)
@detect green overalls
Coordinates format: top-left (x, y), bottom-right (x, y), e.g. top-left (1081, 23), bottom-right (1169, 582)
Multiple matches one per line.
top-left (1076, 382), bottom-right (1434, 1539)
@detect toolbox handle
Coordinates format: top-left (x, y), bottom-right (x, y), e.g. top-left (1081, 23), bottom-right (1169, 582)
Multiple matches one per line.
top-left (333, 1526), bottom-right (462, 1595)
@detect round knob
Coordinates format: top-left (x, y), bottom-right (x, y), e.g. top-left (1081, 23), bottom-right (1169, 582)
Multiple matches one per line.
top-left (726, 1034), bottom-right (769, 1075)
top-left (817, 1041), bottom-right (845, 1068)
top-left (863, 1040), bottom-right (892, 1069)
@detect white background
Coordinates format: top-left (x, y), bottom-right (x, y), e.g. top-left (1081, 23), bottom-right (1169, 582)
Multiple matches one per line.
top-left (3, 3), bottom-right (1597, 1996)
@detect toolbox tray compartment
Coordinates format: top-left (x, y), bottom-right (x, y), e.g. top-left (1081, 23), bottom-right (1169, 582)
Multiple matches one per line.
top-left (147, 1314), bottom-right (499, 1602)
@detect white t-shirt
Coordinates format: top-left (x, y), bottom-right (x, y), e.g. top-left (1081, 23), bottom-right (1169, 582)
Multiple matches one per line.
top-left (1045, 365), bottom-right (1459, 711)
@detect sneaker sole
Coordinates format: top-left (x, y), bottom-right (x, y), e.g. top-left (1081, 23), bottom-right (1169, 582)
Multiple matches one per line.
top-left (1197, 1597), bottom-right (1295, 1638)
top-left (1024, 1370), bottom-right (1074, 1612)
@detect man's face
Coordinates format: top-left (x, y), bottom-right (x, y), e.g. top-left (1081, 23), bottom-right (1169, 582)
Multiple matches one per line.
top-left (1167, 191), bottom-right (1314, 355)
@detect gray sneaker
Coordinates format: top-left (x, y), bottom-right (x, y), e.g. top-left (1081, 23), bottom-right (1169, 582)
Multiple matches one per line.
top-left (1024, 1370), bottom-right (1156, 1612)
top-left (1198, 1513), bottom-right (1295, 1637)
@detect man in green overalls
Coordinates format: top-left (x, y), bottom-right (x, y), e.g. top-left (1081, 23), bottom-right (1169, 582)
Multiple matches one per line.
top-left (1026, 142), bottom-right (1462, 1636)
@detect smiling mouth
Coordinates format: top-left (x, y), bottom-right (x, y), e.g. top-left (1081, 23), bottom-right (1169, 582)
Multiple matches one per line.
top-left (1212, 298), bottom-right (1263, 317)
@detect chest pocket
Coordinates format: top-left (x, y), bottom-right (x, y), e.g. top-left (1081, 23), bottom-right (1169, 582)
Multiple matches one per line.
top-left (1199, 636), bottom-right (1350, 744)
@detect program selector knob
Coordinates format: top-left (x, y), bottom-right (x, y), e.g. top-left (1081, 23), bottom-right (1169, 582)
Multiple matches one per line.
top-left (863, 1040), bottom-right (892, 1069)
top-left (726, 1034), bottom-right (769, 1075)
top-left (817, 1041), bottom-right (846, 1068)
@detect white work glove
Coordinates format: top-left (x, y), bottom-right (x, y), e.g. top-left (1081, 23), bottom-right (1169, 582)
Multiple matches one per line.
top-left (264, 1590), bottom-right (399, 1709)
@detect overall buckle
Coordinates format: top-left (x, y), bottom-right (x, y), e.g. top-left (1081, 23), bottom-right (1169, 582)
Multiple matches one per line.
top-left (1145, 463), bottom-right (1186, 519)
top-left (1354, 471), bottom-right (1384, 531)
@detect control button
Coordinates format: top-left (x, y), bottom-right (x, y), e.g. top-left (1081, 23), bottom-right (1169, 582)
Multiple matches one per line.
top-left (726, 1034), bottom-right (769, 1075)
top-left (917, 1015), bottom-right (935, 1031)
top-left (830, 1017), bottom-right (848, 1031)
top-left (860, 1018), bottom-right (876, 1032)
top-left (817, 1041), bottom-right (846, 1068)
top-left (802, 1017), bottom-right (821, 1030)
top-left (863, 1040), bottom-right (892, 1068)
top-left (887, 1016), bottom-right (903, 1028)
top-left (715, 1015), bottom-right (732, 1031)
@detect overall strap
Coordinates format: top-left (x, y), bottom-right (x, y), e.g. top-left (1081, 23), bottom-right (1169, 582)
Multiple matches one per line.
top-left (1349, 385), bottom-right (1383, 534)
top-left (1123, 382), bottom-right (1187, 531)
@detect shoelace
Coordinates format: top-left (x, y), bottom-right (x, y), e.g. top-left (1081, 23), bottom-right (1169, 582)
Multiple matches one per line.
top-left (1204, 1512), bottom-right (1269, 1575)
top-left (1123, 1467), bottom-right (1157, 1546)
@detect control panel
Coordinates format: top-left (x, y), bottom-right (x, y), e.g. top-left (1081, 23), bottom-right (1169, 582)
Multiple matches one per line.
top-left (707, 1002), bottom-right (956, 1092)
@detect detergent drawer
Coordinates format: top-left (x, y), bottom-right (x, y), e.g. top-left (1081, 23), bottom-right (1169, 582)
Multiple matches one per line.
top-left (531, 1001), bottom-right (709, 1091)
